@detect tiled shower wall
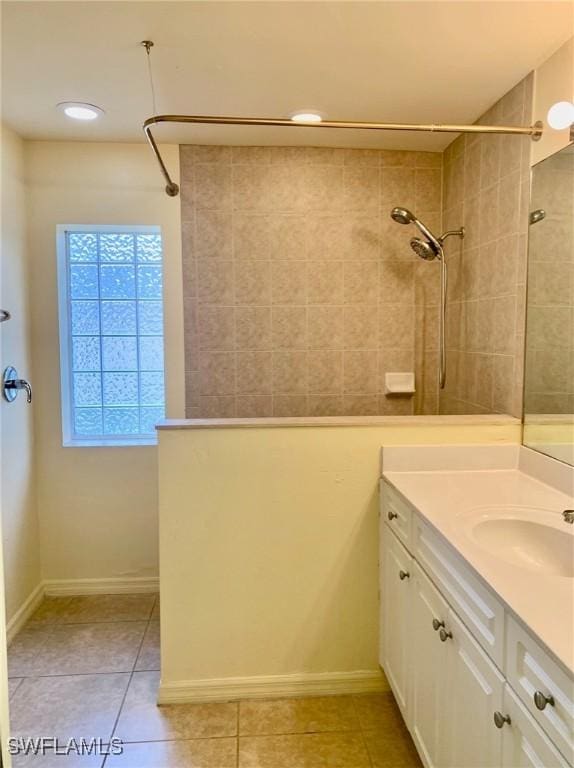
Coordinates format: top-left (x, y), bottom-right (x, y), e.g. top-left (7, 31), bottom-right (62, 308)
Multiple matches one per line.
top-left (180, 146), bottom-right (442, 418)
top-left (439, 74), bottom-right (534, 417)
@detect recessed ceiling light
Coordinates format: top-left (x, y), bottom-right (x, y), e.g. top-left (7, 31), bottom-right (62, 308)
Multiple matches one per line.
top-left (290, 111), bottom-right (323, 124)
top-left (58, 102), bottom-right (104, 121)
top-left (547, 101), bottom-right (574, 130)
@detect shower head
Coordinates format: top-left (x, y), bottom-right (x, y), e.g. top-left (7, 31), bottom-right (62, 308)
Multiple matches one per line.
top-left (410, 237), bottom-right (440, 261)
top-left (390, 206), bottom-right (443, 256)
top-left (391, 207), bottom-right (415, 225)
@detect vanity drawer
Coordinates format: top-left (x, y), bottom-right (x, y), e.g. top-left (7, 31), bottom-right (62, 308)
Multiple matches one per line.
top-left (413, 516), bottom-right (505, 668)
top-left (506, 615), bottom-right (574, 762)
top-left (380, 480), bottom-right (412, 548)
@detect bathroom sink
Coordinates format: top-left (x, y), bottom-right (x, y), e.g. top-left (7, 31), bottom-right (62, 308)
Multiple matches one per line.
top-left (459, 506), bottom-right (574, 578)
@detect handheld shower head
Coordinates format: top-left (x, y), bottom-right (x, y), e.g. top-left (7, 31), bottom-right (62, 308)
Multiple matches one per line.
top-left (391, 207), bottom-right (415, 225)
top-left (410, 237), bottom-right (439, 261)
top-left (390, 206), bottom-right (442, 252)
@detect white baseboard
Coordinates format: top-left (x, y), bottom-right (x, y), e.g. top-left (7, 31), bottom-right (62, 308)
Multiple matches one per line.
top-left (158, 670), bottom-right (387, 704)
top-left (6, 583), bottom-right (44, 645)
top-left (43, 576), bottom-right (159, 596)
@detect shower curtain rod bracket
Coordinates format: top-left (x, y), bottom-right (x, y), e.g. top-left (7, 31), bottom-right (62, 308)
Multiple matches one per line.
top-left (143, 115), bottom-right (544, 197)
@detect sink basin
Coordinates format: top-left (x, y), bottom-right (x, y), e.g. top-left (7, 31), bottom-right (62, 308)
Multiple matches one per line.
top-left (459, 506), bottom-right (574, 578)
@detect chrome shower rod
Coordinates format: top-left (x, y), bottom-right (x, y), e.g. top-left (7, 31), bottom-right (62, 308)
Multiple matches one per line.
top-left (143, 114), bottom-right (543, 197)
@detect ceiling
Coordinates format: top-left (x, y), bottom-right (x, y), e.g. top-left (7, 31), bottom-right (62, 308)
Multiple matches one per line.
top-left (2, 1), bottom-right (573, 151)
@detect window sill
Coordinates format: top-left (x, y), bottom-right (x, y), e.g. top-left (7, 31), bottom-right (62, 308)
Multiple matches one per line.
top-left (63, 438), bottom-right (158, 448)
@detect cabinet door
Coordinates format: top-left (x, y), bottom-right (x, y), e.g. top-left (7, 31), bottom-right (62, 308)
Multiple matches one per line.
top-left (501, 685), bottom-right (570, 768)
top-left (381, 527), bottom-right (413, 720)
top-left (446, 610), bottom-right (505, 768)
top-left (411, 563), bottom-right (450, 768)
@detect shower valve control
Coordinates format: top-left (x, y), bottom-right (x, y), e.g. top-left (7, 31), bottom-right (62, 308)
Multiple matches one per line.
top-left (3, 366), bottom-right (32, 403)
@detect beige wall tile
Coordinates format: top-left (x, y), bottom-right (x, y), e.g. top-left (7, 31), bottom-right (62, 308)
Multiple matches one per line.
top-left (415, 169), bottom-right (442, 212)
top-left (343, 351), bottom-right (378, 393)
top-left (235, 261), bottom-right (271, 305)
top-left (308, 306), bottom-right (344, 350)
top-left (236, 351), bottom-right (272, 394)
top-left (236, 395), bottom-right (273, 418)
top-left (307, 261), bottom-right (344, 304)
top-left (344, 261), bottom-right (379, 305)
top-left (343, 167), bottom-right (380, 212)
top-left (180, 144), bottom-right (445, 415)
top-left (272, 350), bottom-right (307, 393)
top-left (272, 306), bottom-right (307, 349)
top-left (344, 306), bottom-right (378, 349)
top-left (273, 395), bottom-right (307, 416)
top-left (271, 261), bottom-right (307, 305)
top-left (199, 352), bottom-right (235, 396)
top-left (198, 305), bottom-right (235, 350)
top-left (307, 395), bottom-right (344, 416)
top-left (195, 211), bottom-right (233, 259)
top-left (193, 165), bottom-right (232, 210)
top-left (380, 304), bottom-right (415, 349)
top-left (307, 351), bottom-right (342, 394)
top-left (198, 260), bottom-right (234, 305)
top-left (236, 307), bottom-right (272, 350)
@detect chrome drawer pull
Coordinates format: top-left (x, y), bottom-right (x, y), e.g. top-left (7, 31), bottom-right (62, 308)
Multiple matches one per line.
top-left (432, 618), bottom-right (445, 631)
top-left (387, 510), bottom-right (398, 521)
top-left (493, 712), bottom-right (511, 729)
top-left (439, 628), bottom-right (453, 642)
top-left (398, 570), bottom-right (410, 581)
top-left (533, 691), bottom-right (555, 711)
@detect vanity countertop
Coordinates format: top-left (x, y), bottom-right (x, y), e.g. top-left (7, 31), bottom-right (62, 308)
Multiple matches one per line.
top-left (382, 467), bottom-right (574, 674)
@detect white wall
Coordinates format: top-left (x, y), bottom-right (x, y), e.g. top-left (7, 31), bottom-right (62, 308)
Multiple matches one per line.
top-left (158, 417), bottom-right (521, 702)
top-left (1, 125), bottom-right (42, 618)
top-left (25, 142), bottom-right (183, 583)
top-left (532, 36), bottom-right (574, 165)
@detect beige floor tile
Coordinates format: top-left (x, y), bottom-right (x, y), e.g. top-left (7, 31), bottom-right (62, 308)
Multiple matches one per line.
top-left (114, 671), bottom-right (238, 743)
top-left (135, 622), bottom-right (160, 671)
top-left (353, 692), bottom-right (405, 731)
top-left (8, 622), bottom-right (147, 676)
top-left (12, 751), bottom-right (105, 767)
top-left (363, 729), bottom-right (422, 768)
top-left (238, 732), bottom-right (370, 767)
top-left (239, 696), bottom-right (358, 735)
top-left (29, 595), bottom-right (155, 625)
top-left (10, 673), bottom-right (129, 741)
top-left (105, 738), bottom-right (237, 767)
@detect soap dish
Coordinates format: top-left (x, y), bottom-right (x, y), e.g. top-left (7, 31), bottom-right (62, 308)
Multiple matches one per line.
top-left (385, 372), bottom-right (415, 395)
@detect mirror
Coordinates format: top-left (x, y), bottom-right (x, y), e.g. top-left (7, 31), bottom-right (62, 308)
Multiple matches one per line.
top-left (523, 142), bottom-right (574, 466)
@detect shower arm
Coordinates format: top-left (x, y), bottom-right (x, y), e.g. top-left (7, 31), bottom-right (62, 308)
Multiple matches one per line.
top-left (142, 114), bottom-right (543, 197)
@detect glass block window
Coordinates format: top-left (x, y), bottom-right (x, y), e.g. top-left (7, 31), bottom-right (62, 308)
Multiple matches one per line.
top-left (57, 226), bottom-right (165, 445)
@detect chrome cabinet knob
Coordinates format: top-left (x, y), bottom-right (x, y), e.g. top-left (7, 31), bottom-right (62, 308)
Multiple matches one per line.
top-left (387, 510), bottom-right (398, 521)
top-left (533, 691), bottom-right (555, 711)
top-left (439, 628), bottom-right (453, 642)
top-left (432, 618), bottom-right (445, 631)
top-left (398, 570), bottom-right (410, 581)
top-left (493, 712), bottom-right (511, 729)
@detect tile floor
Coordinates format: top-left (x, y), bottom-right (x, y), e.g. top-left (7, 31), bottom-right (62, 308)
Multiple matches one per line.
top-left (8, 594), bottom-right (421, 767)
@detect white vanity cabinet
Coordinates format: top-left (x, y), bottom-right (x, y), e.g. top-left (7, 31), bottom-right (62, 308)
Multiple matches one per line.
top-left (380, 479), bottom-right (574, 768)
top-left (380, 522), bottom-right (412, 719)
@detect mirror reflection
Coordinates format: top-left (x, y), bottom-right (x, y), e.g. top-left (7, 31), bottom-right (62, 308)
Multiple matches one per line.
top-left (524, 143), bottom-right (574, 465)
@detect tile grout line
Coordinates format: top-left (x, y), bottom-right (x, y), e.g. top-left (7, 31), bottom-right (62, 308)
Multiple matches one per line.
top-left (351, 695), bottom-right (374, 768)
top-left (102, 595), bottom-right (157, 766)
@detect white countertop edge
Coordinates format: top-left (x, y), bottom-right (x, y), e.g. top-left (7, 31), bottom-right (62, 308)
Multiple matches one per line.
top-left (157, 414), bottom-right (521, 431)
